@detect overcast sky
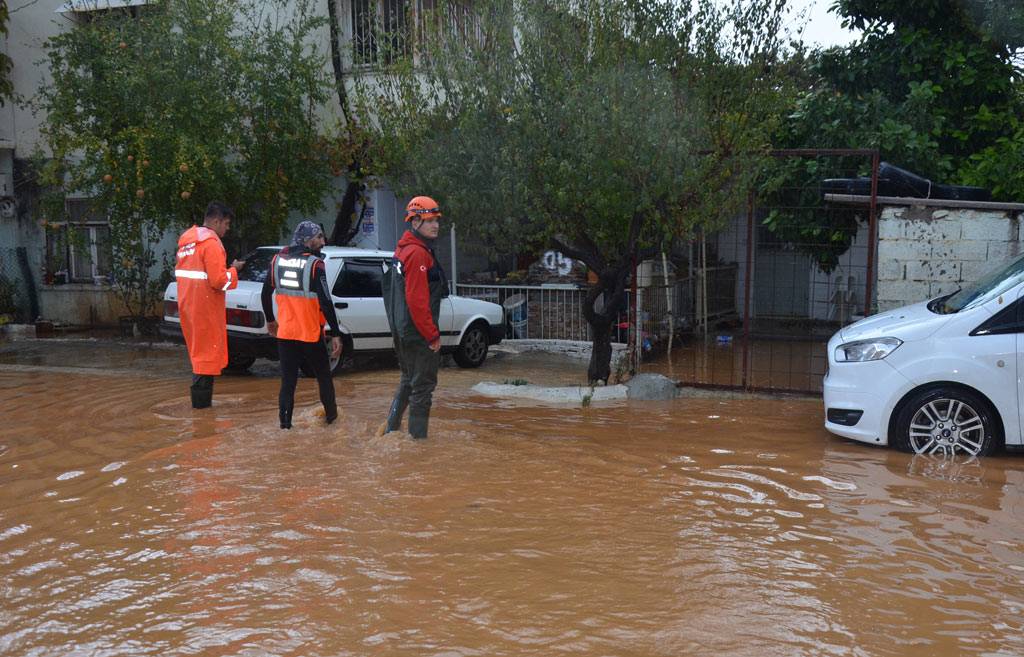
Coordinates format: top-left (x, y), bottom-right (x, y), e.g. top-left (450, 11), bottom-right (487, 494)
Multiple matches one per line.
top-left (787, 0), bottom-right (861, 48)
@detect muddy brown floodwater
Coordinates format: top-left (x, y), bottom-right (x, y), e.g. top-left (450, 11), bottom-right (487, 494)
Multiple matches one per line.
top-left (2, 338), bottom-right (1024, 657)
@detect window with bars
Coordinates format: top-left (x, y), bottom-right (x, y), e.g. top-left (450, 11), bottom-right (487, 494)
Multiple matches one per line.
top-left (350, 0), bottom-right (482, 68)
top-left (352, 0), bottom-right (411, 66)
top-left (46, 199), bottom-right (112, 284)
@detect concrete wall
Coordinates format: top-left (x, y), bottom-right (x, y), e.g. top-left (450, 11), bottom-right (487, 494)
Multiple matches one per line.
top-left (38, 283), bottom-right (123, 325)
top-left (5, 1), bottom-right (66, 155)
top-left (876, 206), bottom-right (1022, 311)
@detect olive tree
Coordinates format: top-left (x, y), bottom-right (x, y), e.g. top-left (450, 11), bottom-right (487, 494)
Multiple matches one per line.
top-left (35, 0), bottom-right (334, 321)
top-left (353, 0), bottom-right (793, 383)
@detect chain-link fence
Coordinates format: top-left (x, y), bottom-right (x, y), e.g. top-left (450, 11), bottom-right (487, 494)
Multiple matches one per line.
top-left (0, 247), bottom-right (39, 323)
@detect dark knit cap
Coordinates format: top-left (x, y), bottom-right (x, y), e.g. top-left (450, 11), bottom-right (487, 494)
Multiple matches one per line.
top-left (291, 221), bottom-right (324, 246)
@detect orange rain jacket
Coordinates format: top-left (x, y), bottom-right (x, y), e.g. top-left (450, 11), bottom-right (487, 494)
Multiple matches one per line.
top-left (175, 226), bottom-right (238, 375)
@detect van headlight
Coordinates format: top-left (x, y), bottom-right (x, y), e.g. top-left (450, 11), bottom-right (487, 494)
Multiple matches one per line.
top-left (835, 337), bottom-right (903, 362)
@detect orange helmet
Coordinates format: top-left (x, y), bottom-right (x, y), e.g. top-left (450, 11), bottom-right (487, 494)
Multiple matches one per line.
top-left (405, 196), bottom-right (442, 222)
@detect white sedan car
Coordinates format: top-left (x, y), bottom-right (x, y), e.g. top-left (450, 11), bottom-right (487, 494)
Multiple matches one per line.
top-left (824, 254), bottom-right (1024, 456)
top-left (161, 246), bottom-right (505, 374)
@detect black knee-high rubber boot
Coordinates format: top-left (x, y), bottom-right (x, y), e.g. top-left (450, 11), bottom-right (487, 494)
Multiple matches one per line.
top-left (279, 402), bottom-right (293, 429)
top-left (190, 375), bottom-right (213, 409)
top-left (408, 408), bottom-right (430, 439)
top-left (385, 388), bottom-right (411, 433)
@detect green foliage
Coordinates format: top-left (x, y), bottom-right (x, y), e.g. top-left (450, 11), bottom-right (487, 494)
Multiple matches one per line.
top-left (503, 378), bottom-right (529, 386)
top-left (963, 120), bottom-right (1024, 200)
top-left (35, 0), bottom-right (335, 317)
top-left (359, 0), bottom-right (791, 259)
top-left (768, 0), bottom-right (1024, 270)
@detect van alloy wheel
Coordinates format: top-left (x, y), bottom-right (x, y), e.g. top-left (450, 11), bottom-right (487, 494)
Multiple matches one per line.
top-left (895, 387), bottom-right (999, 457)
top-left (908, 399), bottom-right (985, 456)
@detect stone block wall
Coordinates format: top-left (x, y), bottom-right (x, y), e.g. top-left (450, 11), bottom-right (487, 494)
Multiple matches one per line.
top-left (876, 206), bottom-right (1021, 311)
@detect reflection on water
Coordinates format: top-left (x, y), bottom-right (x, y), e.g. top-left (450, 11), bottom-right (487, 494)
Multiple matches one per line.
top-left (1, 339), bottom-right (1023, 656)
top-left (647, 337), bottom-right (828, 393)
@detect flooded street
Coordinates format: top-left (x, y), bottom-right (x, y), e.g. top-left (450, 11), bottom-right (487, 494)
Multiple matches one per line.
top-left (2, 339), bottom-right (1024, 656)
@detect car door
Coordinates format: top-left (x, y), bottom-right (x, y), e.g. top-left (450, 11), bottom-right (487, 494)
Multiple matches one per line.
top-left (330, 257), bottom-right (392, 351)
top-left (970, 287), bottom-right (1024, 446)
top-left (1013, 288), bottom-right (1024, 445)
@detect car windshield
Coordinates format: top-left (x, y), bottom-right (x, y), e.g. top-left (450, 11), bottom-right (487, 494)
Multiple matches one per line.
top-left (237, 247), bottom-right (281, 283)
top-left (936, 253), bottom-right (1024, 314)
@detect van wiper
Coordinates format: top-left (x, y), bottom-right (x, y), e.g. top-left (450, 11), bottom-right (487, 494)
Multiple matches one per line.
top-left (929, 288), bottom-right (960, 314)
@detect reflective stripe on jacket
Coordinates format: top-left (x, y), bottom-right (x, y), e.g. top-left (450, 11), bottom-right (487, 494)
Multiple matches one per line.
top-left (175, 225), bottom-right (238, 375)
top-left (272, 253), bottom-right (325, 343)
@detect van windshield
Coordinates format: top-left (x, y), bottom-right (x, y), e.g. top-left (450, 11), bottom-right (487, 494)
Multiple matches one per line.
top-left (936, 254), bottom-right (1024, 314)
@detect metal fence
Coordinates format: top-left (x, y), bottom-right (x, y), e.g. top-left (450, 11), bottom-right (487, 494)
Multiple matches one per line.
top-left (456, 266), bottom-right (739, 349)
top-left (0, 247), bottom-right (38, 323)
top-left (456, 284), bottom-right (593, 341)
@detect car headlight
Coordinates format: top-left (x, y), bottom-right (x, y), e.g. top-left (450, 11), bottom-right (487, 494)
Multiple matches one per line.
top-left (834, 337), bottom-right (903, 362)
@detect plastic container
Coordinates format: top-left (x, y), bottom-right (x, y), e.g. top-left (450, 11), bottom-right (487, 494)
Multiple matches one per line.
top-left (502, 293), bottom-right (528, 339)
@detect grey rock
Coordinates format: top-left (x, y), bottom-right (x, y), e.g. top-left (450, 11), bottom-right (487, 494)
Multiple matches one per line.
top-left (625, 373), bottom-right (679, 400)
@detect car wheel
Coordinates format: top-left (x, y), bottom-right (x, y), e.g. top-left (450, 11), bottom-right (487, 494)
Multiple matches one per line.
top-left (453, 324), bottom-right (489, 368)
top-left (893, 387), bottom-right (999, 456)
top-left (224, 352), bottom-right (256, 373)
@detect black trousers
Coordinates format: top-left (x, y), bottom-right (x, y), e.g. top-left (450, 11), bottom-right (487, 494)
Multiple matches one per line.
top-left (277, 338), bottom-right (336, 428)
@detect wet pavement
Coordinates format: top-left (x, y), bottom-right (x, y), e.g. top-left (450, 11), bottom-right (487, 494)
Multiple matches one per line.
top-left (1, 337), bottom-right (1023, 656)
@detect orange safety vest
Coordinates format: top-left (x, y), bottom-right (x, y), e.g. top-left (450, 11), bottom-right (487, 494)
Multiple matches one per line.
top-left (175, 226), bottom-right (238, 375)
top-left (272, 252), bottom-right (326, 343)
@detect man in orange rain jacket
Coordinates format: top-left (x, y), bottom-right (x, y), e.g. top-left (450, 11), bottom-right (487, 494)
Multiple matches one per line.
top-left (175, 202), bottom-right (245, 409)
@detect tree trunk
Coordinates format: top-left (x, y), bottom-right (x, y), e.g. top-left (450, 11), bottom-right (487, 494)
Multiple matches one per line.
top-left (552, 231), bottom-right (641, 386)
top-left (587, 314), bottom-right (614, 384)
top-left (580, 268), bottom-right (629, 385)
top-left (326, 0), bottom-right (365, 247)
top-left (328, 178), bottom-right (364, 246)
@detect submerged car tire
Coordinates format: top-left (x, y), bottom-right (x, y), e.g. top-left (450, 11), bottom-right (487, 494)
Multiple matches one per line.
top-left (453, 324), bottom-right (489, 368)
top-left (893, 387), bottom-right (1000, 457)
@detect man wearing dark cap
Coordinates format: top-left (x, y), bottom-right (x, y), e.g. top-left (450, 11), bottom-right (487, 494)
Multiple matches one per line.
top-left (261, 221), bottom-right (342, 429)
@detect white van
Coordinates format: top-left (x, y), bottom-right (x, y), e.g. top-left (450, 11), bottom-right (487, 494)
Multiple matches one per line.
top-left (824, 254), bottom-right (1024, 456)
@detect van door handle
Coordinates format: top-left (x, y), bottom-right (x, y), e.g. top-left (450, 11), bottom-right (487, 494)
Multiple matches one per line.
top-left (334, 302), bottom-right (349, 309)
